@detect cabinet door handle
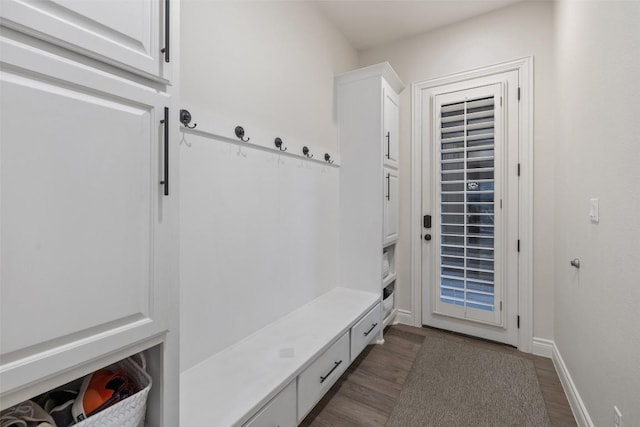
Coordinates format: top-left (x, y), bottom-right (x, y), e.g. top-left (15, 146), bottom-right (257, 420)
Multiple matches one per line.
top-left (319, 360), bottom-right (342, 384)
top-left (386, 173), bottom-right (390, 200)
top-left (160, 107), bottom-right (169, 196)
top-left (386, 131), bottom-right (390, 159)
top-left (363, 323), bottom-right (378, 337)
top-left (161, 0), bottom-right (170, 62)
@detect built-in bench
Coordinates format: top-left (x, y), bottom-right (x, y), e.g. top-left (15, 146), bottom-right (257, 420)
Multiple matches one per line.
top-left (180, 287), bottom-right (381, 426)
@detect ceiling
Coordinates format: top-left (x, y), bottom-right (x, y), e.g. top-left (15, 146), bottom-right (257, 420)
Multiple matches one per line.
top-left (316, 0), bottom-right (525, 51)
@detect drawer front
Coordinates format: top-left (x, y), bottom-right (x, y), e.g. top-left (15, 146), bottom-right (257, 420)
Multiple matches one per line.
top-left (350, 303), bottom-right (382, 361)
top-left (244, 380), bottom-right (296, 427)
top-left (297, 332), bottom-right (350, 421)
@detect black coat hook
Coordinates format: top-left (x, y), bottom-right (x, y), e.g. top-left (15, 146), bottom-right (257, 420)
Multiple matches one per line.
top-left (324, 153), bottom-right (334, 164)
top-left (302, 146), bottom-right (313, 158)
top-left (235, 126), bottom-right (250, 142)
top-left (180, 109), bottom-right (197, 129)
top-left (274, 137), bottom-right (287, 151)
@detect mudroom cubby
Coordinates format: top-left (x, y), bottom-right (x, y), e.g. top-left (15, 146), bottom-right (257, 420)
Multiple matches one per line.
top-left (1, 342), bottom-right (166, 427)
top-left (383, 245), bottom-right (397, 281)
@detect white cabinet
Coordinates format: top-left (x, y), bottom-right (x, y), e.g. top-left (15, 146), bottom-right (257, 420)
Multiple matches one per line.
top-left (297, 332), bottom-right (350, 422)
top-left (243, 381), bottom-right (296, 427)
top-left (0, 0), bottom-right (168, 79)
top-left (384, 168), bottom-right (400, 244)
top-left (181, 288), bottom-right (379, 427)
top-left (1, 33), bottom-right (167, 391)
top-left (338, 63), bottom-right (404, 327)
top-left (0, 3), bottom-right (179, 425)
top-left (383, 85), bottom-right (400, 168)
top-left (350, 303), bottom-right (382, 361)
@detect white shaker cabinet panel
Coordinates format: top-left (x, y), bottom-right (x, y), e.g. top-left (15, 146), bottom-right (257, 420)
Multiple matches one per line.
top-left (350, 303), bottom-right (381, 361)
top-left (297, 332), bottom-right (350, 422)
top-left (0, 0), bottom-right (168, 79)
top-left (384, 168), bottom-right (399, 245)
top-left (243, 380), bottom-right (296, 427)
top-left (0, 37), bottom-right (172, 394)
top-left (383, 85), bottom-right (399, 169)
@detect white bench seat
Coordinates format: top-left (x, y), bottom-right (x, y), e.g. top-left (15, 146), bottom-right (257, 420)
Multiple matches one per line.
top-left (180, 287), bottom-right (380, 427)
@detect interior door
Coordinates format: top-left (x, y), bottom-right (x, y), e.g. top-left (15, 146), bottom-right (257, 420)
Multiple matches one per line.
top-left (421, 71), bottom-right (519, 346)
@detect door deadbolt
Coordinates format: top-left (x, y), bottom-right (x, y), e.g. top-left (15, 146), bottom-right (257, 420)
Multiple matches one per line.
top-left (424, 234), bottom-right (432, 241)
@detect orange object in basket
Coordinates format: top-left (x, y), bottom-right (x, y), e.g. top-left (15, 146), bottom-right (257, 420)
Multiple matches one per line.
top-left (82, 369), bottom-right (123, 415)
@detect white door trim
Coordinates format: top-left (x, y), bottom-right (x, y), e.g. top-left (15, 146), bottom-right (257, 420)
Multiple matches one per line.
top-left (410, 57), bottom-right (533, 353)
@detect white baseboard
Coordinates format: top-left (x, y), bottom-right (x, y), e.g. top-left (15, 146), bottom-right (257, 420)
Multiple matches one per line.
top-left (552, 342), bottom-right (594, 427)
top-left (396, 309), bottom-right (413, 325)
top-left (532, 337), bottom-right (554, 358)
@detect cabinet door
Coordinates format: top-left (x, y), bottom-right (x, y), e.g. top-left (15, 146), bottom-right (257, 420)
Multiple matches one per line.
top-left (0, 0), bottom-right (166, 79)
top-left (0, 35), bottom-right (173, 395)
top-left (383, 86), bottom-right (399, 168)
top-left (383, 168), bottom-right (399, 244)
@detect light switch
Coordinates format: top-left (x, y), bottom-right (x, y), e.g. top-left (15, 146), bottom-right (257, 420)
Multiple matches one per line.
top-left (589, 198), bottom-right (599, 223)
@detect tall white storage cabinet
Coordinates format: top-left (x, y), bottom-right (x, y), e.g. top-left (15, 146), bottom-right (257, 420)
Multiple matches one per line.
top-left (0, 1), bottom-right (180, 425)
top-left (337, 63), bottom-right (404, 328)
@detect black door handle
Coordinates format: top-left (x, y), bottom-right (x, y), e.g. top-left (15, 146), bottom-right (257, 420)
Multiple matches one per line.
top-left (386, 131), bottom-right (390, 159)
top-left (161, 0), bottom-right (170, 62)
top-left (424, 234), bottom-right (432, 241)
top-left (160, 107), bottom-right (169, 196)
top-left (386, 173), bottom-right (390, 200)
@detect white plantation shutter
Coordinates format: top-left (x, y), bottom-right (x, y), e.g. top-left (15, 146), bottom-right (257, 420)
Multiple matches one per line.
top-left (437, 93), bottom-right (500, 323)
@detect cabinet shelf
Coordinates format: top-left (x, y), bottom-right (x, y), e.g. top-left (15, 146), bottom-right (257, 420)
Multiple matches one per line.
top-left (383, 239), bottom-right (398, 249)
top-left (383, 308), bottom-right (397, 329)
top-left (382, 273), bottom-right (397, 288)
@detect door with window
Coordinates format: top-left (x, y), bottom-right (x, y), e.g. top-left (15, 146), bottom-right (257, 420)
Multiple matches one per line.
top-left (421, 71), bottom-right (519, 346)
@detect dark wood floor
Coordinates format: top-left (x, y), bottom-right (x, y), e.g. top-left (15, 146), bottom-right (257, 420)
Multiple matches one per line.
top-left (301, 324), bottom-right (577, 427)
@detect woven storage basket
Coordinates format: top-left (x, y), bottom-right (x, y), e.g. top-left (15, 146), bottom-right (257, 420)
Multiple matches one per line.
top-left (74, 354), bottom-right (152, 427)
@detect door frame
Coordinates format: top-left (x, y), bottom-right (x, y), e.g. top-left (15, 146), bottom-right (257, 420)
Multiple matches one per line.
top-left (409, 57), bottom-right (534, 352)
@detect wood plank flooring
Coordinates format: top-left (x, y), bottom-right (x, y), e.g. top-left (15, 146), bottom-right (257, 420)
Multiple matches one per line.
top-left (300, 324), bottom-right (576, 427)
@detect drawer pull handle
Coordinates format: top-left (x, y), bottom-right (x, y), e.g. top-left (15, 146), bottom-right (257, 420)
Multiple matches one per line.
top-left (386, 131), bottom-right (390, 159)
top-left (161, 0), bottom-right (170, 62)
top-left (320, 360), bottom-right (342, 384)
top-left (160, 107), bottom-right (169, 196)
top-left (364, 323), bottom-right (378, 337)
top-left (386, 173), bottom-right (390, 200)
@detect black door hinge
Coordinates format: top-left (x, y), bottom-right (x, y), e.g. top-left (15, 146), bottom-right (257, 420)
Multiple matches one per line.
top-left (518, 87), bottom-right (521, 101)
top-left (517, 315), bottom-right (520, 329)
top-left (517, 240), bottom-right (520, 252)
top-left (517, 163), bottom-right (521, 176)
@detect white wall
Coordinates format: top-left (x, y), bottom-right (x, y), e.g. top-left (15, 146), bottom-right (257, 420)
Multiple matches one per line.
top-left (358, 1), bottom-right (556, 341)
top-left (554, 1), bottom-right (640, 425)
top-left (181, 0), bottom-right (357, 156)
top-left (179, 0), bottom-right (357, 372)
